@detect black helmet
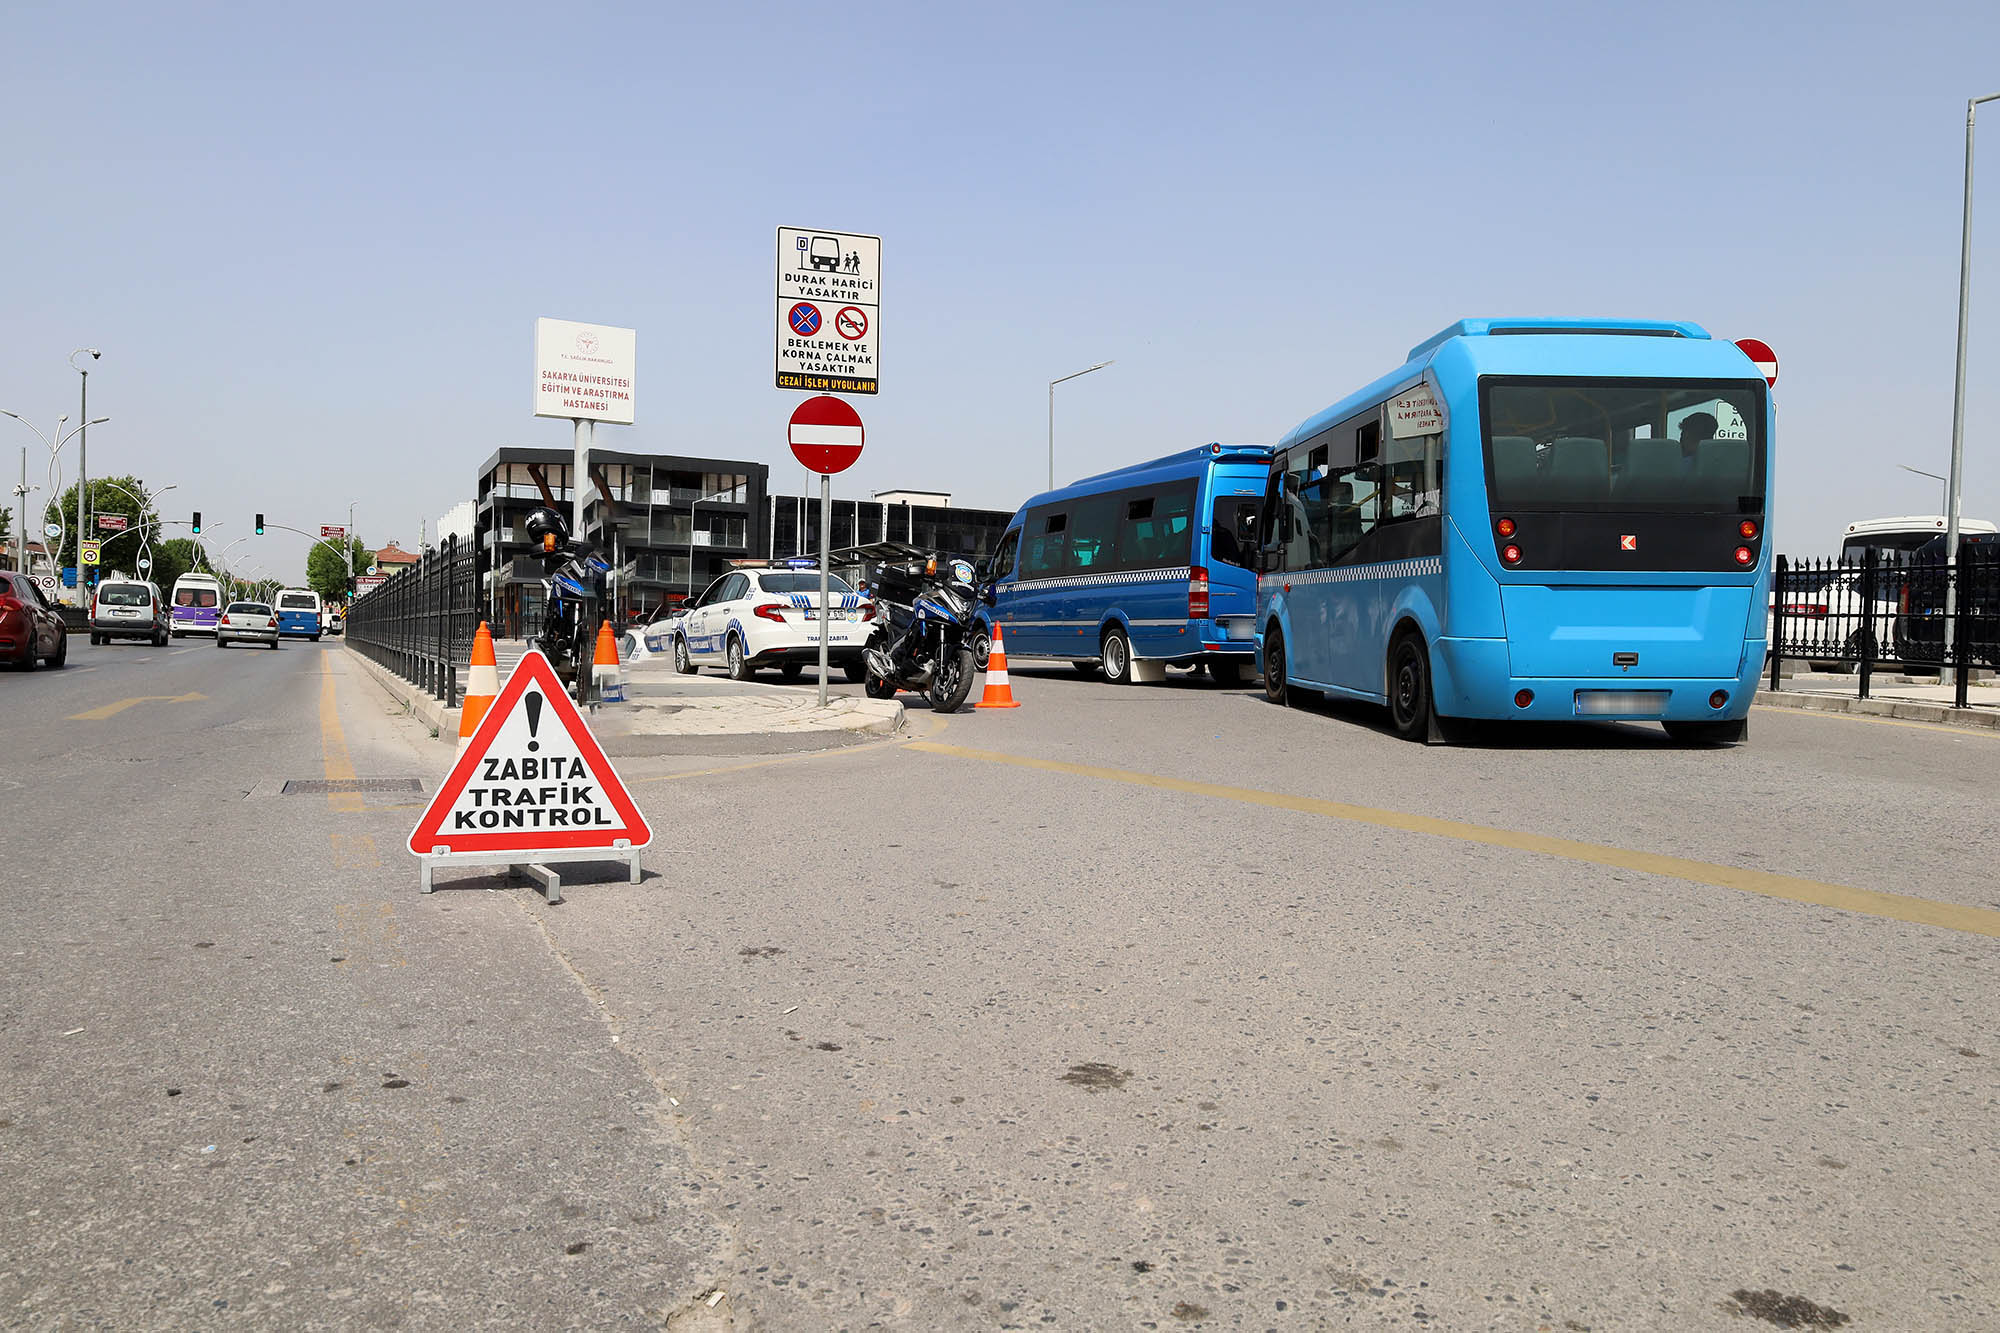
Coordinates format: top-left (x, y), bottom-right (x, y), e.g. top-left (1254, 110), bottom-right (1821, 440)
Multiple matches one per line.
top-left (524, 506), bottom-right (569, 552)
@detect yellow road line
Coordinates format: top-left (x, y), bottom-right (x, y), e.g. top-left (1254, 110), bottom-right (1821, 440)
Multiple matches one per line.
top-left (319, 656), bottom-right (363, 813)
top-left (906, 740), bottom-right (2000, 941)
top-left (1754, 702), bottom-right (2000, 740)
top-left (67, 691), bottom-right (204, 721)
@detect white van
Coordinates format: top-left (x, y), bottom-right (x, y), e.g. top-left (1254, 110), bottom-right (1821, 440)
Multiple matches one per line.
top-left (169, 573), bottom-right (224, 637)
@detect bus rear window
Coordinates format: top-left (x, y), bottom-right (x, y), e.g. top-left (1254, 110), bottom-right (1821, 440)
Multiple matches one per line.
top-left (175, 589), bottom-right (218, 608)
top-left (1482, 378), bottom-right (1764, 511)
top-left (279, 594), bottom-right (317, 609)
top-left (1211, 497), bottom-right (1259, 568)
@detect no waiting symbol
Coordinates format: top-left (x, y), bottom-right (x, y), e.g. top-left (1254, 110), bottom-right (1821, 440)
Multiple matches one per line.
top-left (834, 306), bottom-right (869, 341)
top-left (788, 302), bottom-right (822, 337)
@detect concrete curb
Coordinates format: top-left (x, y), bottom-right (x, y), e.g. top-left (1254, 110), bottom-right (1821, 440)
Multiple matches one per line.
top-left (1755, 689), bottom-right (2000, 730)
top-left (597, 694), bottom-right (906, 757)
top-left (342, 645), bottom-right (462, 739)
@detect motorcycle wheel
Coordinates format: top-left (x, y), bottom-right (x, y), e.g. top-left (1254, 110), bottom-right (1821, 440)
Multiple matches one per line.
top-left (864, 674), bottom-right (899, 700)
top-left (927, 646), bottom-right (978, 713)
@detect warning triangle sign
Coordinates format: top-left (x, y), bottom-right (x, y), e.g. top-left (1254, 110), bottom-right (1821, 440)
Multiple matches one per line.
top-left (408, 649), bottom-right (653, 857)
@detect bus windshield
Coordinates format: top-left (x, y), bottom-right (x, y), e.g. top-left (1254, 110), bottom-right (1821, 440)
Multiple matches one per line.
top-left (1482, 378), bottom-right (1764, 510)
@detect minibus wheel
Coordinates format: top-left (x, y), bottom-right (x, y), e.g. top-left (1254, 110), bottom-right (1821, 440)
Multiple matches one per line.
top-left (1262, 626), bottom-right (1289, 705)
top-left (1388, 632), bottom-right (1432, 742)
top-left (1100, 627), bottom-right (1133, 684)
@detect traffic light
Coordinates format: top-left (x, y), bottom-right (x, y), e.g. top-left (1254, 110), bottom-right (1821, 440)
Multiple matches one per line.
top-left (191, 511), bottom-right (202, 534)
top-left (255, 513), bottom-right (266, 535)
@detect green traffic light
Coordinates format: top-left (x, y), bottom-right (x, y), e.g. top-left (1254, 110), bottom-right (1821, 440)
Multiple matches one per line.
top-left (192, 510), bottom-right (202, 534)
top-left (256, 513), bottom-right (266, 535)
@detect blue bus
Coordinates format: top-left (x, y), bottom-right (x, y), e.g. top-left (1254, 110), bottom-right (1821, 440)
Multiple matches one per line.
top-left (273, 587), bottom-right (323, 640)
top-left (977, 443), bottom-right (1274, 684)
top-left (1255, 318), bottom-right (1771, 743)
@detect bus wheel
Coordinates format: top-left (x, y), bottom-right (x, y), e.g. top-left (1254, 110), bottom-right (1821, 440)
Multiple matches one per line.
top-left (1100, 627), bottom-right (1133, 684)
top-left (1262, 626), bottom-right (1289, 705)
top-left (972, 626), bottom-right (991, 672)
top-left (1388, 633), bottom-right (1432, 742)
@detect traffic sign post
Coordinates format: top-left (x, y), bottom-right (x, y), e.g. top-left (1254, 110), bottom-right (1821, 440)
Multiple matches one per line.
top-left (408, 648), bottom-right (652, 900)
top-left (787, 396), bottom-right (866, 708)
top-left (1735, 337), bottom-right (1778, 388)
top-left (775, 226), bottom-right (880, 394)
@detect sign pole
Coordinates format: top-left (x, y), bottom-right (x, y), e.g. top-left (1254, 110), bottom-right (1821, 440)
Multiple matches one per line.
top-left (819, 471), bottom-right (831, 709)
top-left (572, 418), bottom-right (591, 541)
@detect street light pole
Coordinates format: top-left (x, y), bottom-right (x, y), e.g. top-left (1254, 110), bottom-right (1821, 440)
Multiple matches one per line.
top-left (1048, 360), bottom-right (1114, 490)
top-left (12, 446), bottom-right (27, 576)
top-left (1944, 92), bottom-right (2000, 682)
top-left (69, 349), bottom-right (100, 570)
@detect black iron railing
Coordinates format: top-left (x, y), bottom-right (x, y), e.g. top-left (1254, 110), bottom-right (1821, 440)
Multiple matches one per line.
top-left (1769, 550), bottom-right (1999, 708)
top-left (345, 535), bottom-right (479, 705)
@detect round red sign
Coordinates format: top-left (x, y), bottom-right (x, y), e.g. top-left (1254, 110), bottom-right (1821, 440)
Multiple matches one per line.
top-left (1734, 337), bottom-right (1778, 388)
top-left (788, 395), bottom-right (864, 475)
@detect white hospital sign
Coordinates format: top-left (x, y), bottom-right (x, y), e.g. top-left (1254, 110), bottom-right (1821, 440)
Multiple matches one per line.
top-left (534, 318), bottom-right (636, 423)
top-left (775, 226), bottom-right (879, 395)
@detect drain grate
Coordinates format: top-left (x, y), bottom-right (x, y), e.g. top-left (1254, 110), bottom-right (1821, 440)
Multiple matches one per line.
top-left (281, 778), bottom-right (424, 795)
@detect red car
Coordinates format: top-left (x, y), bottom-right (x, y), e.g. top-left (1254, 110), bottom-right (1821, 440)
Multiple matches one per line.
top-left (1, 572), bottom-right (69, 669)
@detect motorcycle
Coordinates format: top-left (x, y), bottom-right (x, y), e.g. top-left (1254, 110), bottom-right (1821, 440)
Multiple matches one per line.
top-left (860, 554), bottom-right (980, 713)
top-left (535, 532), bottom-right (610, 706)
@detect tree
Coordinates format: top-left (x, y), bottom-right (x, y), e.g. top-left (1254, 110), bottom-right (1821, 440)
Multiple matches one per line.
top-left (41, 475), bottom-right (161, 575)
top-left (306, 535), bottom-right (371, 604)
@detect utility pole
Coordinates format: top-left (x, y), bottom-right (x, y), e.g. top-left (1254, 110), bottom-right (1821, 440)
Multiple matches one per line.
top-left (1944, 91), bottom-right (2000, 685)
top-left (12, 445), bottom-right (27, 575)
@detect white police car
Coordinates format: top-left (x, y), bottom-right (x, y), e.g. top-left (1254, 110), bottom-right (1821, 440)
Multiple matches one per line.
top-left (670, 566), bottom-right (874, 681)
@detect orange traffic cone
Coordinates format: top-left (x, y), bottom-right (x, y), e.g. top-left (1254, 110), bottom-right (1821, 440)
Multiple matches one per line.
top-left (459, 621), bottom-right (499, 748)
top-left (976, 623), bottom-right (1020, 709)
top-left (592, 620), bottom-right (625, 703)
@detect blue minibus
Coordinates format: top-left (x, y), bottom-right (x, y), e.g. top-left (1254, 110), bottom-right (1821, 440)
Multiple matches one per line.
top-left (274, 587), bottom-right (323, 640)
top-left (1255, 318), bottom-right (1771, 743)
top-left (976, 443), bottom-right (1274, 684)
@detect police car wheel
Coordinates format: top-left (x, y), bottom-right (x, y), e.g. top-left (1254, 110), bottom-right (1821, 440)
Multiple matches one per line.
top-left (672, 635), bottom-right (697, 674)
top-left (726, 636), bottom-right (753, 681)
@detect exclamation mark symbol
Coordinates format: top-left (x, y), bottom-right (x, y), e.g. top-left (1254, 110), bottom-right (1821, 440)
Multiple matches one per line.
top-left (524, 691), bottom-right (543, 752)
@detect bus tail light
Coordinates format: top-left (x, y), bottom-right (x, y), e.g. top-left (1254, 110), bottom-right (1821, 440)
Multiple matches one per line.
top-left (1496, 517), bottom-right (1516, 538)
top-left (1514, 689), bottom-right (1534, 708)
top-left (1739, 519), bottom-right (1759, 540)
top-left (752, 603), bottom-right (788, 623)
top-left (1188, 566), bottom-right (1209, 619)
top-left (1501, 544), bottom-right (1523, 566)
top-left (1733, 546), bottom-right (1755, 566)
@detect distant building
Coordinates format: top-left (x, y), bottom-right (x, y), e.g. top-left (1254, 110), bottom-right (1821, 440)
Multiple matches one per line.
top-left (872, 488), bottom-right (952, 507)
top-left (371, 543), bottom-right (422, 571)
top-left (433, 500), bottom-right (476, 545)
top-left (474, 446), bottom-right (769, 636)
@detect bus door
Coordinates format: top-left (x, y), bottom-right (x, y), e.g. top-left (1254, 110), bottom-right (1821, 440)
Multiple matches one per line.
top-left (1205, 465), bottom-right (1267, 638)
top-left (1011, 507), bottom-right (1069, 656)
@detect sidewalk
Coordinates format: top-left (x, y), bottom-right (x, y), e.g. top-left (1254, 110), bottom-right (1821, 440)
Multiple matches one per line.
top-left (1757, 669), bottom-right (2000, 731)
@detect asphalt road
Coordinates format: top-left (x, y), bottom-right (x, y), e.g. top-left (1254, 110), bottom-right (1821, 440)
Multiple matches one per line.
top-left (4, 641), bottom-right (1997, 1330)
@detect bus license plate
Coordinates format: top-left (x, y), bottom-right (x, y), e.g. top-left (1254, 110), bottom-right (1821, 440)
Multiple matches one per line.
top-left (1573, 690), bottom-right (1669, 717)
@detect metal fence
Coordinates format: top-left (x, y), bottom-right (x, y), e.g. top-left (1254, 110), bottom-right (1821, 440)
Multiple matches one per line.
top-left (345, 535), bottom-right (479, 705)
top-left (1769, 550), bottom-right (2000, 707)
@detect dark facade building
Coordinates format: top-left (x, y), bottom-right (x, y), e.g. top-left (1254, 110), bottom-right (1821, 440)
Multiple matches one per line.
top-left (474, 447), bottom-right (767, 637)
top-left (765, 492), bottom-right (1016, 567)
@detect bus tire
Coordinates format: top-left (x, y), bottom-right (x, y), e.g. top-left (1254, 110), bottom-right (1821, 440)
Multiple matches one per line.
top-left (1262, 625), bottom-right (1290, 705)
top-left (1388, 632), bottom-right (1433, 742)
top-left (972, 625), bottom-right (991, 672)
top-left (1100, 626), bottom-right (1133, 685)
top-left (1208, 658), bottom-right (1247, 687)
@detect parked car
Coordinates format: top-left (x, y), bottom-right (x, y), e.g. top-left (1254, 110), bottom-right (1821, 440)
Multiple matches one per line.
top-left (1, 572), bottom-right (69, 669)
top-left (216, 601), bottom-right (280, 649)
top-left (670, 567), bottom-right (873, 680)
top-left (325, 609), bottom-right (344, 636)
top-left (90, 579), bottom-right (169, 646)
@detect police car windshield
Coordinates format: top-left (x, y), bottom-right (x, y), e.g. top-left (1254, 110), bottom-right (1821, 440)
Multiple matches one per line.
top-left (760, 573), bottom-right (854, 594)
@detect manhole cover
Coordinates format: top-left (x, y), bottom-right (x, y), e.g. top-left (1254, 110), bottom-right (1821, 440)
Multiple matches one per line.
top-left (281, 778), bottom-right (424, 795)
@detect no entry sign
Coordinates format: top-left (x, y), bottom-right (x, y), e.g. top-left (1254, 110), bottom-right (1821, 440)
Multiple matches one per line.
top-left (788, 395), bottom-right (864, 475)
top-left (1735, 337), bottom-right (1778, 388)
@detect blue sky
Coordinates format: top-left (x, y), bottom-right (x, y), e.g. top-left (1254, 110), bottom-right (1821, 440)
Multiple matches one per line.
top-left (4, 0), bottom-right (1998, 578)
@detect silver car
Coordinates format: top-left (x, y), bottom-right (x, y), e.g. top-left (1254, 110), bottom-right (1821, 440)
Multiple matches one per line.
top-left (216, 601), bottom-right (280, 649)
